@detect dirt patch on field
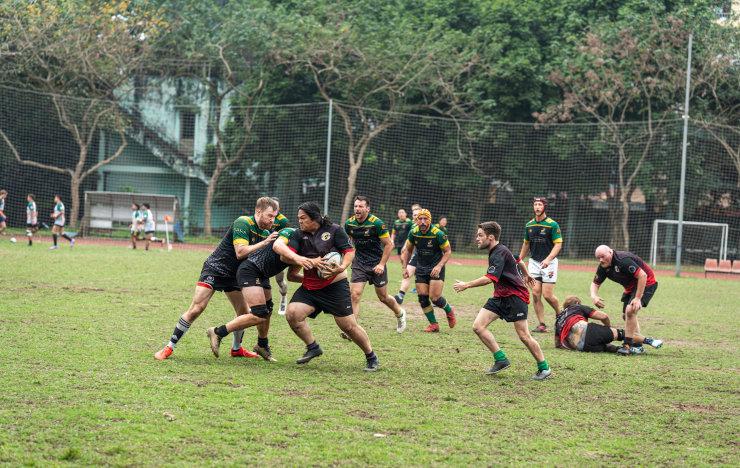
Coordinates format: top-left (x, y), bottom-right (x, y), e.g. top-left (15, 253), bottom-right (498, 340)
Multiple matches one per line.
top-left (673, 403), bottom-right (718, 414)
top-left (347, 409), bottom-right (381, 420)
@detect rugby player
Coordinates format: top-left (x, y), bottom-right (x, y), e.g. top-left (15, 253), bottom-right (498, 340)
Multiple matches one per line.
top-left (590, 245), bottom-right (659, 355)
top-left (274, 201), bottom-right (380, 371)
top-left (154, 197), bottom-right (279, 360)
top-left (554, 296), bottom-right (663, 353)
top-left (207, 226), bottom-right (305, 362)
top-left (344, 196), bottom-right (406, 334)
top-left (516, 197), bottom-right (562, 333)
top-left (49, 194), bottom-right (74, 250)
top-left (454, 221), bottom-right (552, 380)
top-left (401, 209), bottom-right (455, 332)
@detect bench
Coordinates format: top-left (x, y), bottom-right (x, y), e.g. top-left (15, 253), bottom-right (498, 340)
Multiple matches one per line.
top-left (704, 259), bottom-right (740, 277)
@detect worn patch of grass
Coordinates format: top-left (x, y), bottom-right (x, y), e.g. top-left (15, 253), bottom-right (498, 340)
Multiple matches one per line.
top-left (0, 243), bottom-right (738, 465)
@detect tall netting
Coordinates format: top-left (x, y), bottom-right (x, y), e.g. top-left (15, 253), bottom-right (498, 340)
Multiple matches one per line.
top-left (1, 85), bottom-right (737, 266)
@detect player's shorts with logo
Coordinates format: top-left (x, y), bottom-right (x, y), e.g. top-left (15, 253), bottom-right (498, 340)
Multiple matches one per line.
top-left (528, 258), bottom-right (558, 283)
top-left (483, 295), bottom-right (528, 322)
top-left (237, 261), bottom-right (271, 290)
top-left (621, 282), bottom-right (658, 315)
top-left (351, 264), bottom-right (388, 287)
top-left (291, 279), bottom-right (353, 318)
top-left (197, 269), bottom-right (239, 292)
top-left (415, 266), bottom-right (445, 284)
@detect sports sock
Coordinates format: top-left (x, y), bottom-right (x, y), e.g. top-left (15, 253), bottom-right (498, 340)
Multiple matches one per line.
top-left (537, 360), bottom-right (550, 371)
top-left (307, 341), bottom-right (319, 351)
top-left (62, 233), bottom-right (71, 241)
top-left (53, 234), bottom-right (58, 246)
top-left (232, 330), bottom-right (244, 351)
top-left (167, 316), bottom-right (191, 349)
top-left (365, 351), bottom-right (377, 361)
top-left (493, 350), bottom-right (507, 362)
top-left (643, 337), bottom-right (653, 346)
top-left (257, 337), bottom-right (269, 348)
top-left (423, 308), bottom-right (437, 324)
top-left (623, 337), bottom-right (634, 348)
top-left (215, 325), bottom-right (229, 338)
top-left (397, 291), bottom-right (406, 300)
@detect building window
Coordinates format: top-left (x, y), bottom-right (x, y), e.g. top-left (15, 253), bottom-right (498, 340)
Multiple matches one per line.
top-left (180, 112), bottom-right (196, 140)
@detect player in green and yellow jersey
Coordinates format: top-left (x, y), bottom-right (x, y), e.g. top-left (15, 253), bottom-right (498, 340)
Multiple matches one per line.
top-left (345, 196), bottom-right (407, 334)
top-left (401, 209), bottom-right (456, 332)
top-left (516, 197), bottom-right (562, 333)
top-left (154, 197), bottom-right (279, 361)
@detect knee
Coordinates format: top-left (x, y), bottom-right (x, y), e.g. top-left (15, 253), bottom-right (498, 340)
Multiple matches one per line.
top-left (543, 292), bottom-right (557, 302)
top-left (472, 323), bottom-right (486, 336)
top-left (418, 294), bottom-right (431, 308)
top-left (432, 295), bottom-right (444, 305)
top-left (351, 290), bottom-right (362, 302)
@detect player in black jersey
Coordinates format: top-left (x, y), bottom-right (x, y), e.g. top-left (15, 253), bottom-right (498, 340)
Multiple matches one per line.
top-left (207, 228), bottom-right (304, 362)
top-left (154, 197), bottom-right (279, 361)
top-left (454, 221), bottom-right (552, 380)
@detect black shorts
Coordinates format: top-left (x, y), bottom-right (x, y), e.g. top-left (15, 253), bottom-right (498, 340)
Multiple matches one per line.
top-left (415, 266), bottom-right (445, 284)
top-left (621, 282), bottom-right (658, 316)
top-left (483, 296), bottom-right (528, 322)
top-left (582, 323), bottom-right (615, 352)
top-left (291, 279), bottom-right (353, 318)
top-left (236, 261), bottom-right (271, 290)
top-left (396, 244), bottom-right (403, 256)
top-left (145, 230), bottom-right (155, 235)
top-left (197, 270), bottom-right (239, 292)
top-left (26, 223), bottom-right (38, 230)
top-left (351, 264), bottom-right (388, 288)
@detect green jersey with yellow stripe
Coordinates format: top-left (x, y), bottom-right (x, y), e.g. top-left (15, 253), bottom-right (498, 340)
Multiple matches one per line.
top-left (406, 225), bottom-right (449, 272)
top-left (524, 217), bottom-right (562, 262)
top-left (202, 215), bottom-right (270, 277)
top-left (344, 214), bottom-right (389, 267)
top-left (272, 213), bottom-right (289, 232)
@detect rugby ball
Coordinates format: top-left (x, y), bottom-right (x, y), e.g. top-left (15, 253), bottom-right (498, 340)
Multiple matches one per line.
top-left (318, 251), bottom-right (342, 279)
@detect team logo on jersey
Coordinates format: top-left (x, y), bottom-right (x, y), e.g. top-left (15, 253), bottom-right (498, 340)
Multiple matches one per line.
top-left (364, 229), bottom-right (370, 237)
top-left (321, 232), bottom-right (331, 241)
top-left (628, 265), bottom-right (636, 274)
top-left (540, 229), bottom-right (546, 235)
top-left (614, 266), bottom-right (620, 273)
top-left (427, 240), bottom-right (433, 247)
top-left (205, 276), bottom-right (214, 283)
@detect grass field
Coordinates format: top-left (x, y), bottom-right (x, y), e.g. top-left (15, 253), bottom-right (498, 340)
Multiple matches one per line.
top-left (0, 242), bottom-right (738, 465)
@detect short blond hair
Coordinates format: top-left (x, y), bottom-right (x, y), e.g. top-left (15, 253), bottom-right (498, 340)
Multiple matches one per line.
top-left (255, 196), bottom-right (279, 212)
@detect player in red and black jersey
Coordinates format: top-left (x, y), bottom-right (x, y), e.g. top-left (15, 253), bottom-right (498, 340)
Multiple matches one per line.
top-left (273, 202), bottom-right (380, 372)
top-left (555, 296), bottom-right (663, 353)
top-left (590, 245), bottom-right (659, 356)
top-left (454, 221), bottom-right (552, 380)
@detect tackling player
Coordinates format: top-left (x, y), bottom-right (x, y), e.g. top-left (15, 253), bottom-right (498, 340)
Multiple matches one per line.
top-left (154, 197), bottom-right (279, 360)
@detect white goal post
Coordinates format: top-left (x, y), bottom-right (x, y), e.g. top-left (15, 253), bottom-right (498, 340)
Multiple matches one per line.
top-left (650, 219), bottom-right (729, 266)
top-left (82, 191), bottom-right (179, 237)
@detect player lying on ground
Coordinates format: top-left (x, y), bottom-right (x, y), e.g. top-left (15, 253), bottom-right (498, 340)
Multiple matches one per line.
top-left (206, 227), bottom-right (304, 362)
top-left (154, 197), bottom-right (279, 360)
top-left (454, 221), bottom-right (552, 380)
top-left (554, 296), bottom-right (663, 353)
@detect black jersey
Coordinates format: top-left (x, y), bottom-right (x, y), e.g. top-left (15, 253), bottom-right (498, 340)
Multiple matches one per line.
top-left (287, 223), bottom-right (354, 290)
top-left (593, 250), bottom-right (657, 294)
top-left (485, 243), bottom-right (529, 304)
top-left (245, 228), bottom-right (295, 278)
top-left (344, 214), bottom-right (389, 268)
top-left (554, 305), bottom-right (595, 349)
top-left (202, 216), bottom-right (270, 277)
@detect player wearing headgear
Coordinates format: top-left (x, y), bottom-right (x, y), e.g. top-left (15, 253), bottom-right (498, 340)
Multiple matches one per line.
top-left (516, 197), bottom-right (562, 333)
top-left (273, 201), bottom-right (380, 372)
top-left (154, 197), bottom-right (279, 361)
top-left (344, 196), bottom-right (407, 335)
top-left (454, 221), bottom-right (552, 380)
top-left (401, 208), bottom-right (456, 332)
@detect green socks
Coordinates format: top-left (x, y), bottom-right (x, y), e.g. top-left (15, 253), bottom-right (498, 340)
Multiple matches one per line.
top-left (537, 360), bottom-right (549, 371)
top-left (424, 309), bottom-right (437, 324)
top-left (493, 350), bottom-right (507, 362)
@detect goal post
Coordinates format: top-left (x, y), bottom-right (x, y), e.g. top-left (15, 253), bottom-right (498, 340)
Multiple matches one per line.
top-left (650, 219), bottom-right (728, 266)
top-left (82, 191), bottom-right (179, 238)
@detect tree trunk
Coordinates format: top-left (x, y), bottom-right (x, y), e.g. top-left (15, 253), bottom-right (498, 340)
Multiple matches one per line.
top-left (69, 175), bottom-right (81, 229)
top-left (607, 196), bottom-right (627, 249)
top-left (203, 162), bottom-right (225, 236)
top-left (620, 196), bottom-right (630, 251)
top-left (341, 159), bottom-right (359, 224)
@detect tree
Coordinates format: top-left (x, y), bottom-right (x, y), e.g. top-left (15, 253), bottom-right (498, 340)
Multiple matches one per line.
top-left (0, 1), bottom-right (164, 228)
top-left (536, 16), bottom-right (695, 249)
top-left (275, 1), bottom-right (476, 222)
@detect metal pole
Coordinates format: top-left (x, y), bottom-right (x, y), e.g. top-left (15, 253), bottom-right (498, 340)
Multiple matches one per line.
top-left (675, 33), bottom-right (692, 277)
top-left (324, 99), bottom-right (333, 214)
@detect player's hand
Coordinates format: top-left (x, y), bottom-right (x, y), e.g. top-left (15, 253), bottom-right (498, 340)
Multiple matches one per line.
top-left (592, 296), bottom-right (605, 308)
top-left (629, 297), bottom-right (643, 313)
top-left (296, 256), bottom-right (315, 270)
top-left (540, 259), bottom-right (550, 269)
top-left (453, 280), bottom-right (467, 293)
top-left (322, 261), bottom-right (345, 276)
top-left (403, 267), bottom-right (411, 279)
top-left (373, 264), bottom-right (384, 275)
top-left (265, 232), bottom-right (279, 243)
top-left (523, 273), bottom-right (536, 288)
top-left (431, 265), bottom-right (442, 278)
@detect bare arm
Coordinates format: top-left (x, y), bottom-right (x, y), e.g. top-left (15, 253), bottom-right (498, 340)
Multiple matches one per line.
top-left (541, 242), bottom-right (562, 268)
top-left (590, 282), bottom-right (605, 308)
top-left (589, 310), bottom-right (612, 328)
top-left (286, 265), bottom-right (303, 283)
top-left (273, 239), bottom-right (316, 270)
top-left (517, 259), bottom-right (536, 288)
top-left (400, 242), bottom-right (414, 278)
top-left (234, 232), bottom-right (279, 260)
top-left (453, 275), bottom-right (493, 292)
top-left (431, 245), bottom-right (452, 278)
top-left (517, 241), bottom-right (530, 263)
top-left (374, 236), bottom-right (394, 274)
